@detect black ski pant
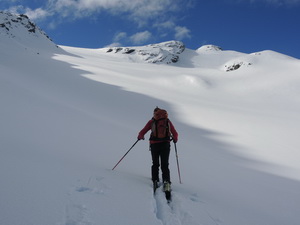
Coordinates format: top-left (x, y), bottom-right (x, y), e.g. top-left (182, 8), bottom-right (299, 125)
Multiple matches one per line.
top-left (150, 142), bottom-right (171, 183)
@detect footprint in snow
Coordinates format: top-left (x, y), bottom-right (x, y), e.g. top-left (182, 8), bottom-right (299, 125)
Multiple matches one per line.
top-left (189, 193), bottom-right (204, 203)
top-left (74, 176), bottom-right (108, 195)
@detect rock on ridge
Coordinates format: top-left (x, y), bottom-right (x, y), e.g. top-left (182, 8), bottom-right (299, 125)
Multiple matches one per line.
top-left (106, 41), bottom-right (185, 64)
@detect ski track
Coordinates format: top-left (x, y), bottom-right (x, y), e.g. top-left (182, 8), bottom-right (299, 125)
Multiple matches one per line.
top-left (153, 189), bottom-right (202, 225)
top-left (60, 175), bottom-right (220, 225)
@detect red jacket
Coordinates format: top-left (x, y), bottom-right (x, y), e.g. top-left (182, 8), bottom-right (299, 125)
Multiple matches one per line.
top-left (138, 119), bottom-right (178, 144)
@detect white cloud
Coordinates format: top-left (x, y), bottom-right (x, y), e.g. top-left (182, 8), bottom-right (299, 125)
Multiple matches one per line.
top-left (46, 0), bottom-right (181, 22)
top-left (24, 7), bottom-right (49, 20)
top-left (113, 32), bottom-right (127, 42)
top-left (104, 42), bottom-right (122, 48)
top-left (174, 26), bottom-right (191, 40)
top-left (113, 30), bottom-right (153, 46)
top-left (154, 20), bottom-right (176, 30)
top-left (6, 6), bottom-right (49, 20)
top-left (130, 31), bottom-right (152, 44)
top-left (47, 21), bottom-right (57, 30)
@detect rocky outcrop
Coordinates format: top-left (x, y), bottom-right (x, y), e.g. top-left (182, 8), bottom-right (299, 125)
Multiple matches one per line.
top-left (0, 11), bottom-right (58, 51)
top-left (224, 61), bottom-right (252, 72)
top-left (1, 12), bottom-right (49, 38)
top-left (106, 41), bottom-right (185, 64)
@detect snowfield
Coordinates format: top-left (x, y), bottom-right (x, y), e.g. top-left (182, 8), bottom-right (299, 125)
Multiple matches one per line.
top-left (1, 11), bottom-right (300, 225)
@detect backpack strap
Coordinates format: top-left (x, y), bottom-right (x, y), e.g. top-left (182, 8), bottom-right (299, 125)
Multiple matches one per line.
top-left (165, 119), bottom-right (170, 138)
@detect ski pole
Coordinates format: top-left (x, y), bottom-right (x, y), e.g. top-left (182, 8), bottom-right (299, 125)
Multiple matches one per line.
top-left (174, 142), bottom-right (182, 184)
top-left (112, 139), bottom-right (140, 170)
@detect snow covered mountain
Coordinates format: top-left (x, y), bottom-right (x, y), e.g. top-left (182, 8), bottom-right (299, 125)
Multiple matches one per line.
top-left (1, 12), bottom-right (300, 225)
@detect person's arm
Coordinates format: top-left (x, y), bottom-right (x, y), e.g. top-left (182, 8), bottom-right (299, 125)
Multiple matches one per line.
top-left (138, 120), bottom-right (152, 140)
top-left (169, 121), bottom-right (178, 143)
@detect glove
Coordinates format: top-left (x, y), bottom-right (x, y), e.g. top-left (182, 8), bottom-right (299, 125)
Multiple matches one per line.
top-left (173, 137), bottom-right (178, 143)
top-left (137, 134), bottom-right (145, 140)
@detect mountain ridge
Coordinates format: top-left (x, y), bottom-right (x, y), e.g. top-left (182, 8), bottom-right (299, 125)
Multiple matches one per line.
top-left (1, 11), bottom-right (298, 71)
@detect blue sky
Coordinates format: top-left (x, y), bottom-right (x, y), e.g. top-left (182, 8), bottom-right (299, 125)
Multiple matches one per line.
top-left (1, 0), bottom-right (300, 59)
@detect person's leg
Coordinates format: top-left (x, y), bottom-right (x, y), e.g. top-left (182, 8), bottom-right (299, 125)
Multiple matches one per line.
top-left (160, 142), bottom-right (171, 182)
top-left (150, 144), bottom-right (160, 182)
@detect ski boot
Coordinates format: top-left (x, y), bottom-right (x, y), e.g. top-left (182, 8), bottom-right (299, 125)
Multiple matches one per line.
top-left (163, 181), bottom-right (172, 202)
top-left (153, 180), bottom-right (159, 194)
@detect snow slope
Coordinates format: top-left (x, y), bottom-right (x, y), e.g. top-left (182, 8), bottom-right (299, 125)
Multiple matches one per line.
top-left (1, 12), bottom-right (300, 225)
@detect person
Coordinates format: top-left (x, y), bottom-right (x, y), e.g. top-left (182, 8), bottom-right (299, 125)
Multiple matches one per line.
top-left (137, 107), bottom-right (178, 191)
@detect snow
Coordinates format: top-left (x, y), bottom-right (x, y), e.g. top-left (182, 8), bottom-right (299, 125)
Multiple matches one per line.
top-left (1, 12), bottom-right (300, 225)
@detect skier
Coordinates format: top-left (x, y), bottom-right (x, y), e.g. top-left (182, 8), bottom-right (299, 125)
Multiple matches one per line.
top-left (137, 107), bottom-right (178, 197)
